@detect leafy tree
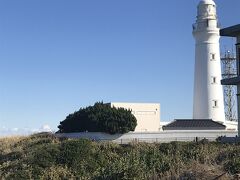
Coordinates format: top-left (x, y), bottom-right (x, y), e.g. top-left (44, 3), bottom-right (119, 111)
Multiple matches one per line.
top-left (57, 102), bottom-right (137, 134)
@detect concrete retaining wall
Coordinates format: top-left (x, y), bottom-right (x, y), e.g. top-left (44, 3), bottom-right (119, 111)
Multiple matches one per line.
top-left (56, 130), bottom-right (238, 143)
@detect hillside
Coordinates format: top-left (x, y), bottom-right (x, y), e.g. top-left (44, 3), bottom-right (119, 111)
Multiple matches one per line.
top-left (0, 133), bottom-right (239, 179)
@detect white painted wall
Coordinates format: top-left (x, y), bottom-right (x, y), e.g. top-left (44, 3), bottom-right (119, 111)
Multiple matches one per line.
top-left (159, 121), bottom-right (170, 131)
top-left (237, 36), bottom-right (240, 135)
top-left (110, 102), bottom-right (160, 132)
top-left (225, 121), bottom-right (238, 131)
top-left (56, 130), bottom-right (237, 143)
top-left (193, 0), bottom-right (225, 124)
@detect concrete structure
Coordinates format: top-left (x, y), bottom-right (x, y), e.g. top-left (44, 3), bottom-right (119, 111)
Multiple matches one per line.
top-left (159, 121), bottom-right (170, 131)
top-left (192, 0), bottom-right (225, 124)
top-left (56, 130), bottom-right (237, 144)
top-left (225, 120), bottom-right (238, 131)
top-left (110, 102), bottom-right (160, 132)
top-left (220, 24), bottom-right (240, 135)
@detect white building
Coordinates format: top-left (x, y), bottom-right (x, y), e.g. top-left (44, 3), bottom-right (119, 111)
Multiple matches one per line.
top-left (110, 102), bottom-right (160, 132)
top-left (192, 0), bottom-right (225, 124)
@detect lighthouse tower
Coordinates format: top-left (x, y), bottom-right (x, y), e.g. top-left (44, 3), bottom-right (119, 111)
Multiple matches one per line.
top-left (193, 0), bottom-right (225, 124)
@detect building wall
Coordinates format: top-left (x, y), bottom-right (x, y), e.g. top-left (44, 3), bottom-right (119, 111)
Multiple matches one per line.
top-left (110, 102), bottom-right (160, 132)
top-left (159, 121), bottom-right (170, 131)
top-left (225, 121), bottom-right (238, 131)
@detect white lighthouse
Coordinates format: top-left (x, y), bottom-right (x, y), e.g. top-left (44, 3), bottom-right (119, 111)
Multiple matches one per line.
top-left (193, 0), bottom-right (225, 124)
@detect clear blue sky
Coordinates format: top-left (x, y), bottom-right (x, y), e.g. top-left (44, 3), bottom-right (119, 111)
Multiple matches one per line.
top-left (0, 0), bottom-right (239, 133)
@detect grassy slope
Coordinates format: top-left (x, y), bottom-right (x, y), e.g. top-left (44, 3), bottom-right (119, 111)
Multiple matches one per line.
top-left (0, 133), bottom-right (239, 179)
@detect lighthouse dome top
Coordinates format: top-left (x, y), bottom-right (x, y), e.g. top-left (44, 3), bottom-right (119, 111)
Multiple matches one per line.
top-left (197, 0), bottom-right (217, 20)
top-left (199, 0), bottom-right (216, 6)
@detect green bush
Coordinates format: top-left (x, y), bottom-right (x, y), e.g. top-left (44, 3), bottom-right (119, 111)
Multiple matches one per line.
top-left (39, 166), bottom-right (74, 179)
top-left (58, 102), bottom-right (137, 134)
top-left (29, 144), bottom-right (60, 168)
top-left (59, 139), bottom-right (92, 166)
top-left (224, 158), bottom-right (240, 174)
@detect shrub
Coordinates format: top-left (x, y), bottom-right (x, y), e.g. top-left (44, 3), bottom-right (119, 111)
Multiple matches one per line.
top-left (29, 144), bottom-right (60, 168)
top-left (39, 166), bottom-right (74, 179)
top-left (58, 102), bottom-right (137, 134)
top-left (224, 158), bottom-right (240, 174)
top-left (59, 139), bottom-right (92, 167)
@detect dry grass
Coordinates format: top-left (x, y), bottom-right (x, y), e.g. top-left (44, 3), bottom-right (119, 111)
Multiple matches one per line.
top-left (0, 136), bottom-right (25, 154)
top-left (0, 134), bottom-right (239, 179)
top-left (180, 162), bottom-right (232, 180)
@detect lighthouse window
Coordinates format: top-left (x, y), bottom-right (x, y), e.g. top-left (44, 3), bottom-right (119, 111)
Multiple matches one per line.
top-left (211, 77), bottom-right (217, 84)
top-left (210, 53), bottom-right (216, 60)
top-left (212, 100), bottom-right (218, 108)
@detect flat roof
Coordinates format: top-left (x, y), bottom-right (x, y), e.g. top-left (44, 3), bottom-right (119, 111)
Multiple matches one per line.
top-left (220, 24), bottom-right (240, 37)
top-left (110, 102), bottom-right (160, 105)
